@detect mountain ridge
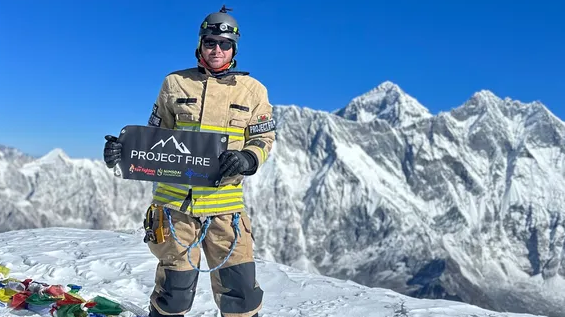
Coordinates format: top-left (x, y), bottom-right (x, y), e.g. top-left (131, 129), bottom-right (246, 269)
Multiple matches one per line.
top-left (1, 81), bottom-right (564, 317)
top-left (333, 80), bottom-right (433, 128)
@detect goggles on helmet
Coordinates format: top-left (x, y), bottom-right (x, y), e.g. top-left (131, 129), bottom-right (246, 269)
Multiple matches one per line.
top-left (201, 21), bottom-right (239, 36)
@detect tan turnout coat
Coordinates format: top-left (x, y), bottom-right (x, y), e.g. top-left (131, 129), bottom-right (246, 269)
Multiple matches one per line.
top-left (147, 66), bottom-right (275, 217)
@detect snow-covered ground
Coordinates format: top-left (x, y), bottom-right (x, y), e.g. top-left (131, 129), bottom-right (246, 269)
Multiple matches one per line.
top-left (0, 228), bottom-right (544, 317)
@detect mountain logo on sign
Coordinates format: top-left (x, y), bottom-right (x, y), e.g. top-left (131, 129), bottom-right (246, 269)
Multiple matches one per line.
top-left (150, 136), bottom-right (191, 154)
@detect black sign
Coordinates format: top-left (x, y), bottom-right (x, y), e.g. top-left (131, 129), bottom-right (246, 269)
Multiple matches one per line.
top-left (114, 125), bottom-right (228, 187)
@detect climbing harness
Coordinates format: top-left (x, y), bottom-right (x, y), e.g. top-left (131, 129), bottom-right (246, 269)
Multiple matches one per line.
top-left (163, 207), bottom-right (241, 273)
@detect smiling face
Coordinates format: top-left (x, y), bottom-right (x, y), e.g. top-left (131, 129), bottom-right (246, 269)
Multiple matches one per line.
top-left (200, 35), bottom-right (234, 69)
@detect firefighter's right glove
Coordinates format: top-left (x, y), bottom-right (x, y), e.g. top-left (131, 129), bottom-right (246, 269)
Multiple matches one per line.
top-left (103, 135), bottom-right (122, 168)
top-left (219, 150), bottom-right (258, 177)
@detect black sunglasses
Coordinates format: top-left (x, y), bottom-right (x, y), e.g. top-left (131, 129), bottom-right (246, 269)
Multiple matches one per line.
top-left (202, 38), bottom-right (233, 51)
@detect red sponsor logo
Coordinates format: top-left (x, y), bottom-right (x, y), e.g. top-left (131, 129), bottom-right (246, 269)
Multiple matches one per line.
top-left (129, 164), bottom-right (156, 176)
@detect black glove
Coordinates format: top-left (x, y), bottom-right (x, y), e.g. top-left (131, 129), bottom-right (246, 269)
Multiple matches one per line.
top-left (103, 135), bottom-right (122, 168)
top-left (219, 150), bottom-right (258, 178)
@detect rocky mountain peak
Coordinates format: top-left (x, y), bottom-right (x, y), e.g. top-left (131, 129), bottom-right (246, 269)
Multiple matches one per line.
top-left (0, 144), bottom-right (34, 167)
top-left (334, 81), bottom-right (432, 127)
top-left (451, 89), bottom-right (556, 126)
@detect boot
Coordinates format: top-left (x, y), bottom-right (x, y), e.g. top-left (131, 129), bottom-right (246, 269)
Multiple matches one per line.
top-left (221, 314), bottom-right (258, 317)
top-left (149, 304), bottom-right (184, 317)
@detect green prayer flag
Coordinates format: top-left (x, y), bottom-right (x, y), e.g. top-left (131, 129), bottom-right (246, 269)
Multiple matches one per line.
top-left (26, 293), bottom-right (58, 305)
top-left (87, 296), bottom-right (123, 315)
top-left (55, 303), bottom-right (88, 317)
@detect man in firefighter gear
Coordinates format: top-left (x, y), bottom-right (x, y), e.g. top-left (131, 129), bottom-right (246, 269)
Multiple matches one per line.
top-left (103, 6), bottom-right (275, 317)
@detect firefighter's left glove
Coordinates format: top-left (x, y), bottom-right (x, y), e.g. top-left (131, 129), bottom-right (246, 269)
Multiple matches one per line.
top-left (219, 150), bottom-right (258, 177)
top-left (103, 135), bottom-right (122, 168)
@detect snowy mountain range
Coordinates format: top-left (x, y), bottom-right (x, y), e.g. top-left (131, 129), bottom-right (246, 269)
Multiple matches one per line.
top-left (1, 81), bottom-right (564, 317)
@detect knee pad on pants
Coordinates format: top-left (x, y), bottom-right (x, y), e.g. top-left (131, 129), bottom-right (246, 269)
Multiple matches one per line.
top-left (151, 268), bottom-right (199, 315)
top-left (213, 262), bottom-right (263, 316)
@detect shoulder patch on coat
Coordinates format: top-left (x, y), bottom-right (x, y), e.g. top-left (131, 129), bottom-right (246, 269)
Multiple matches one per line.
top-left (248, 119), bottom-right (275, 136)
top-left (257, 113), bottom-right (271, 122)
top-left (148, 103), bottom-right (162, 127)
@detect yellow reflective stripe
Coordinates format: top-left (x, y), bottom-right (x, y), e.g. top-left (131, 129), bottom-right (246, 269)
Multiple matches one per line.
top-left (193, 187), bottom-right (242, 197)
top-left (198, 191), bottom-right (243, 198)
top-left (153, 197), bottom-right (244, 213)
top-left (157, 183), bottom-right (189, 195)
top-left (173, 122), bottom-right (245, 140)
top-left (200, 124), bottom-right (244, 135)
top-left (156, 183), bottom-right (242, 198)
top-left (192, 204), bottom-right (245, 213)
top-left (156, 183), bottom-right (241, 195)
top-left (193, 186), bottom-right (243, 198)
top-left (230, 135), bottom-right (245, 141)
top-left (174, 121), bottom-right (199, 132)
top-left (259, 147), bottom-right (267, 162)
top-left (195, 197), bottom-right (243, 206)
top-left (175, 122), bottom-right (200, 128)
top-left (153, 196), bottom-right (183, 207)
top-left (156, 188), bottom-right (186, 200)
top-left (192, 198), bottom-right (243, 212)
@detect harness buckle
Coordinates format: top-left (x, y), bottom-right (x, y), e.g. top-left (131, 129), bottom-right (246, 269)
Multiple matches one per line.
top-left (143, 204), bottom-right (165, 244)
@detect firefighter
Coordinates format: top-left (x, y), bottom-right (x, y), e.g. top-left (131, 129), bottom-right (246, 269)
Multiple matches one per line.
top-left (103, 6), bottom-right (275, 317)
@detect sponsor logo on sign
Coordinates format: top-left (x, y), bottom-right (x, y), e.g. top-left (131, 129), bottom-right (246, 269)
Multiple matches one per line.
top-left (129, 164), bottom-right (156, 176)
top-left (157, 168), bottom-right (182, 177)
top-left (186, 168), bottom-right (209, 180)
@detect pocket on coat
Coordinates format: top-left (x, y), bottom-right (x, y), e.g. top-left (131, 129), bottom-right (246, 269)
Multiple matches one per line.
top-left (228, 104), bottom-right (252, 122)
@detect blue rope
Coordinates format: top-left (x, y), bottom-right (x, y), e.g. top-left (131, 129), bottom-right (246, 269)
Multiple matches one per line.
top-left (163, 208), bottom-right (241, 273)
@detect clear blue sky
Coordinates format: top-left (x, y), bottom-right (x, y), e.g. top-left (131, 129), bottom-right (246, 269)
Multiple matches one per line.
top-left (1, 0), bottom-right (563, 159)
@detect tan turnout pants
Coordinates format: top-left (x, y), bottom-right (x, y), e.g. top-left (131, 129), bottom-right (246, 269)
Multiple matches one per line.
top-left (146, 206), bottom-right (263, 317)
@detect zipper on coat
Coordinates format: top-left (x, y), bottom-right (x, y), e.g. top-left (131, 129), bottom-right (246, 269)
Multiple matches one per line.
top-left (198, 79), bottom-right (207, 125)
